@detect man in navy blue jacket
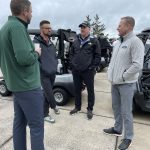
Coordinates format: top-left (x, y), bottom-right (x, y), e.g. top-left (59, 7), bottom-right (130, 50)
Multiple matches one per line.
top-left (34, 20), bottom-right (59, 123)
top-left (69, 21), bottom-right (101, 119)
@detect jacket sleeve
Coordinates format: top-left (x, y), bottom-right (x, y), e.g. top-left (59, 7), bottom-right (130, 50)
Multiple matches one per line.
top-left (123, 38), bottom-right (144, 79)
top-left (0, 44), bottom-right (2, 68)
top-left (69, 43), bottom-right (74, 69)
top-left (11, 26), bottom-right (39, 66)
top-left (92, 38), bottom-right (101, 67)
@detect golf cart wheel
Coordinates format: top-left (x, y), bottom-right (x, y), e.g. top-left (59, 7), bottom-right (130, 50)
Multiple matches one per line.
top-left (0, 80), bottom-right (12, 96)
top-left (53, 88), bottom-right (69, 106)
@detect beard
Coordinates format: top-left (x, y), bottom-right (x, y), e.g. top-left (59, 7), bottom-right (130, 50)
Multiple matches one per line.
top-left (26, 16), bottom-right (31, 24)
top-left (44, 32), bottom-right (51, 37)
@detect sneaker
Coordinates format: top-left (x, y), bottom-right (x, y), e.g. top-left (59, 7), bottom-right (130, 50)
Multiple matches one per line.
top-left (118, 139), bottom-right (132, 150)
top-left (87, 110), bottom-right (93, 120)
top-left (44, 115), bottom-right (55, 123)
top-left (103, 127), bottom-right (122, 136)
top-left (70, 108), bottom-right (80, 115)
top-left (53, 107), bottom-right (60, 114)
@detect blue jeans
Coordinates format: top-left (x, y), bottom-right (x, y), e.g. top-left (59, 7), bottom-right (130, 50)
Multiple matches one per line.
top-left (13, 88), bottom-right (45, 150)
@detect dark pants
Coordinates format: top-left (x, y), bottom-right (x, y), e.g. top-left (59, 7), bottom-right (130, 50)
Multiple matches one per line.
top-left (41, 74), bottom-right (56, 117)
top-left (72, 69), bottom-right (95, 111)
top-left (13, 88), bottom-right (44, 150)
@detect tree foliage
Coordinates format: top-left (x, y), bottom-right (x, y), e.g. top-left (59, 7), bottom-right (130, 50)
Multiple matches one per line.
top-left (86, 14), bottom-right (106, 37)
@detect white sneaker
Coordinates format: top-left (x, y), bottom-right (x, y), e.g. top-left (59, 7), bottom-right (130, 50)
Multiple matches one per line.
top-left (44, 115), bottom-right (55, 123)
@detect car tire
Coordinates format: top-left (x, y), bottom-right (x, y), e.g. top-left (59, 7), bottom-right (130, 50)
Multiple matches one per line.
top-left (53, 88), bottom-right (69, 106)
top-left (0, 80), bottom-right (12, 96)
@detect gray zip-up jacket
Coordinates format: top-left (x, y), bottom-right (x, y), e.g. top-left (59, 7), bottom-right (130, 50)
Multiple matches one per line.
top-left (107, 32), bottom-right (144, 84)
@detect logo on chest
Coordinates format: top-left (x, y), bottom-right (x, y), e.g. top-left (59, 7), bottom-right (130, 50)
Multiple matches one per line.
top-left (121, 45), bottom-right (128, 49)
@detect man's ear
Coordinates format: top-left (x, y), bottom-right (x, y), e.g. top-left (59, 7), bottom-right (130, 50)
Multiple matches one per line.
top-left (23, 8), bottom-right (29, 17)
top-left (126, 23), bottom-right (132, 30)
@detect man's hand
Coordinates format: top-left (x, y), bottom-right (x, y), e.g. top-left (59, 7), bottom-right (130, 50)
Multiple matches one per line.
top-left (35, 48), bottom-right (41, 56)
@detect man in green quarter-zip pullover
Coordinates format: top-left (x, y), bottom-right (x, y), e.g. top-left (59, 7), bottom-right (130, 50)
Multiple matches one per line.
top-left (0, 0), bottom-right (45, 150)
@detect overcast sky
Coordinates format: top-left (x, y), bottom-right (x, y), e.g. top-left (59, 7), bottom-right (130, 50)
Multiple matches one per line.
top-left (0, 0), bottom-right (150, 37)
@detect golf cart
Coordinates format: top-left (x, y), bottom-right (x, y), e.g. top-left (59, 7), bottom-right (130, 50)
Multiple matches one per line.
top-left (133, 28), bottom-right (150, 112)
top-left (0, 76), bottom-right (11, 96)
top-left (0, 29), bottom-right (85, 106)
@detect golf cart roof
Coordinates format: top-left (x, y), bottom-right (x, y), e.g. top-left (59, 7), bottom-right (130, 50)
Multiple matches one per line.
top-left (28, 29), bottom-right (77, 42)
top-left (138, 27), bottom-right (150, 64)
top-left (28, 29), bottom-right (58, 36)
top-left (141, 28), bottom-right (150, 33)
top-left (137, 27), bottom-right (150, 37)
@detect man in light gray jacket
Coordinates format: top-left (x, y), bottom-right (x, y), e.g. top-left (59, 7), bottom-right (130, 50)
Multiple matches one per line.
top-left (103, 16), bottom-right (144, 150)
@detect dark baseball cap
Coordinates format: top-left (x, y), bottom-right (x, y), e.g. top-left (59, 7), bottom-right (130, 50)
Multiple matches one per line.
top-left (79, 21), bottom-right (90, 28)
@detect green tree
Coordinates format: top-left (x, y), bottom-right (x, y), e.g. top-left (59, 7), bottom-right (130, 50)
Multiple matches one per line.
top-left (86, 15), bottom-right (92, 25)
top-left (93, 14), bottom-right (105, 37)
top-left (85, 14), bottom-right (106, 37)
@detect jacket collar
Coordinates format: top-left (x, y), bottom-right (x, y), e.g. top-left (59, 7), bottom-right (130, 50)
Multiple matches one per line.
top-left (34, 34), bottom-right (52, 46)
top-left (8, 16), bottom-right (28, 29)
top-left (120, 31), bottom-right (134, 43)
top-left (78, 34), bottom-right (90, 41)
top-left (78, 34), bottom-right (91, 46)
top-left (16, 17), bottom-right (28, 29)
top-left (123, 31), bottom-right (134, 40)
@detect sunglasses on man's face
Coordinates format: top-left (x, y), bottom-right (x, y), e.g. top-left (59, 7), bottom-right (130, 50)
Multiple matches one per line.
top-left (42, 27), bottom-right (51, 30)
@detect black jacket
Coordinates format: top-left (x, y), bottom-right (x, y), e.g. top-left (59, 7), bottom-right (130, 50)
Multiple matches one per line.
top-left (33, 35), bottom-right (58, 76)
top-left (69, 35), bottom-right (101, 71)
top-left (98, 37), bottom-right (112, 50)
top-left (98, 37), bottom-right (112, 57)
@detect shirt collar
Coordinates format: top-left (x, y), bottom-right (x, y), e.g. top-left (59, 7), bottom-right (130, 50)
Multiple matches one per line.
top-left (79, 34), bottom-right (90, 42)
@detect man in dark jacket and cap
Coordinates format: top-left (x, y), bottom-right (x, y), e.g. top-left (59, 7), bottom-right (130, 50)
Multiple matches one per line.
top-left (69, 21), bottom-right (101, 119)
top-left (98, 33), bottom-right (112, 63)
top-left (33, 20), bottom-right (59, 123)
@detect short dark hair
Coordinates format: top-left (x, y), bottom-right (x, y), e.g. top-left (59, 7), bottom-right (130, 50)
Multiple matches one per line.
top-left (121, 16), bottom-right (135, 28)
top-left (10, 0), bottom-right (31, 16)
top-left (40, 20), bottom-right (50, 27)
